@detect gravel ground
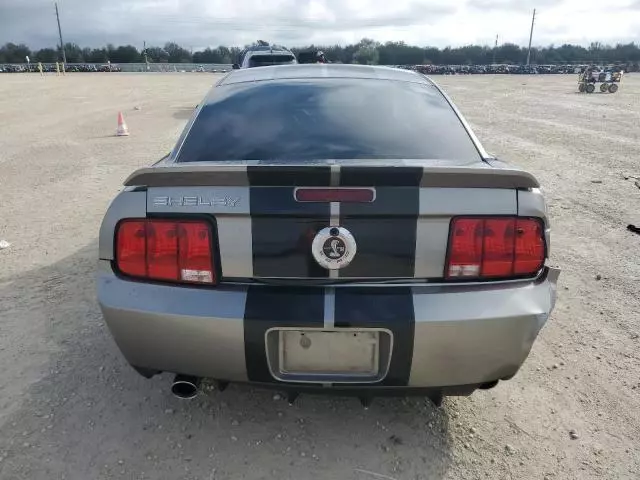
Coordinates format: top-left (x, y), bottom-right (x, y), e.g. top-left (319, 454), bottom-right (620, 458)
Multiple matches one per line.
top-left (0, 72), bottom-right (638, 480)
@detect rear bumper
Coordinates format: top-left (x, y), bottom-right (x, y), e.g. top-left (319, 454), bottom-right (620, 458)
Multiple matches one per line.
top-left (97, 261), bottom-right (559, 392)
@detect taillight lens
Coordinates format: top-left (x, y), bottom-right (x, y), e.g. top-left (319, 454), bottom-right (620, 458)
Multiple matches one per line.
top-left (147, 221), bottom-right (179, 281)
top-left (447, 218), bottom-right (483, 278)
top-left (482, 218), bottom-right (515, 277)
top-left (116, 219), bottom-right (215, 284)
top-left (446, 217), bottom-right (545, 280)
top-left (513, 218), bottom-right (545, 275)
top-left (178, 222), bottom-right (214, 283)
top-left (116, 221), bottom-right (147, 278)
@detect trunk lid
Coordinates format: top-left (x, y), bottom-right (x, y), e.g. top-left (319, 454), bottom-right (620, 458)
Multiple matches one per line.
top-left (132, 160), bottom-right (535, 281)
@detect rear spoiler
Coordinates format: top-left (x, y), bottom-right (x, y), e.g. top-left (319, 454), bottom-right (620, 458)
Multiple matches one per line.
top-left (124, 164), bottom-right (539, 189)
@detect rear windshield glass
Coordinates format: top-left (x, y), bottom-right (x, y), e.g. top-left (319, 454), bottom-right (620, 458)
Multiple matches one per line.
top-left (248, 55), bottom-right (296, 67)
top-left (177, 79), bottom-right (481, 162)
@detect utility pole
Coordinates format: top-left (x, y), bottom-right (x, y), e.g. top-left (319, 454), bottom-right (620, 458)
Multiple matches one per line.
top-left (526, 8), bottom-right (536, 66)
top-left (492, 34), bottom-right (498, 65)
top-left (55, 2), bottom-right (66, 64)
top-left (143, 40), bottom-right (149, 70)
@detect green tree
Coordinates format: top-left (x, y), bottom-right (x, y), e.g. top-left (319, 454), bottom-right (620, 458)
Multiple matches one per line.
top-left (34, 48), bottom-right (57, 63)
top-left (495, 43), bottom-right (523, 64)
top-left (111, 45), bottom-right (140, 63)
top-left (3, 40), bottom-right (640, 70)
top-left (353, 46), bottom-right (378, 64)
top-left (352, 38), bottom-right (380, 64)
top-left (87, 48), bottom-right (108, 63)
top-left (145, 46), bottom-right (169, 63)
top-left (164, 42), bottom-right (192, 63)
top-left (193, 48), bottom-right (222, 63)
top-left (423, 47), bottom-right (442, 65)
top-left (0, 42), bottom-right (32, 63)
top-left (61, 42), bottom-right (84, 62)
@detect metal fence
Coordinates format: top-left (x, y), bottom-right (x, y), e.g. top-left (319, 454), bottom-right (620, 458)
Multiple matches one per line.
top-left (118, 63), bottom-right (233, 72)
top-left (0, 62), bottom-right (233, 73)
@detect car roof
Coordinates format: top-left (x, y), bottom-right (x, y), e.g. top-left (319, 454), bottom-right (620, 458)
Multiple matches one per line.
top-left (218, 64), bottom-right (434, 87)
top-left (242, 45), bottom-right (291, 53)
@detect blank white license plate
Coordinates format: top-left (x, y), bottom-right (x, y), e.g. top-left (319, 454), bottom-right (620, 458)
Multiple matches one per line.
top-left (279, 330), bottom-right (379, 375)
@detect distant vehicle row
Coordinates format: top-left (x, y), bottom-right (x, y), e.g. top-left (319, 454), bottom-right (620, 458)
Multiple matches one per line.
top-left (0, 59), bottom-right (628, 75)
top-left (396, 64), bottom-right (627, 75)
top-left (0, 63), bottom-right (122, 73)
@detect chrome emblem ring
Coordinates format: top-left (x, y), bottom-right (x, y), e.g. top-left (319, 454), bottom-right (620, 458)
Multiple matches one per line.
top-left (311, 227), bottom-right (357, 270)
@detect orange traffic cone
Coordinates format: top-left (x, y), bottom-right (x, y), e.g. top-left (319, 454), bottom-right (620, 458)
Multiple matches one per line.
top-left (116, 112), bottom-right (129, 136)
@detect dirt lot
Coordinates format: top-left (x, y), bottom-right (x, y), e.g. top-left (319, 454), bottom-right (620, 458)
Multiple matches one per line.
top-left (0, 72), bottom-right (638, 480)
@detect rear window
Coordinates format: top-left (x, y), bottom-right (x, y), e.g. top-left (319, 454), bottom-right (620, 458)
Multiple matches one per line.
top-left (248, 55), bottom-right (296, 67)
top-left (177, 79), bottom-right (481, 162)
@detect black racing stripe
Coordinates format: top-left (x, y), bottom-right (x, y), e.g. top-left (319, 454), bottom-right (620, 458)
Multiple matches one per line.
top-left (250, 187), bottom-right (329, 278)
top-left (247, 166), bottom-right (332, 186)
top-left (339, 167), bottom-right (422, 278)
top-left (336, 216), bottom-right (417, 277)
top-left (244, 286), bottom-right (325, 383)
top-left (248, 166), bottom-right (332, 278)
top-left (250, 217), bottom-right (329, 278)
top-left (250, 187), bottom-right (328, 216)
top-left (340, 166), bottom-right (424, 186)
top-left (334, 287), bottom-right (415, 386)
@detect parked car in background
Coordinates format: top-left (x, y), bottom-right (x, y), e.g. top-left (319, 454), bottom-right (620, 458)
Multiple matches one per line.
top-left (233, 44), bottom-right (297, 69)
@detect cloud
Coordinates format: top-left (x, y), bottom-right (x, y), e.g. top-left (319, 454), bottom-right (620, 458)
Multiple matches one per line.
top-left (0, 0), bottom-right (637, 50)
top-left (466, 0), bottom-right (555, 12)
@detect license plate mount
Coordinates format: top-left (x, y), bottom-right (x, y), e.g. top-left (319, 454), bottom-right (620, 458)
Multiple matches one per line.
top-left (265, 328), bottom-right (393, 384)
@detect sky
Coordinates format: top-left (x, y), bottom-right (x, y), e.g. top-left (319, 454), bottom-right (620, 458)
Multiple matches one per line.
top-left (1, 0), bottom-right (639, 50)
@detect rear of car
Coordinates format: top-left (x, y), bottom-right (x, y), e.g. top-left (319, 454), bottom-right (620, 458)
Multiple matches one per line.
top-left (98, 65), bottom-right (559, 403)
top-left (239, 46), bottom-right (297, 69)
top-left (245, 53), bottom-right (296, 68)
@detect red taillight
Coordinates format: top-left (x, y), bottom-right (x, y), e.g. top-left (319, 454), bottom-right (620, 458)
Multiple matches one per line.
top-left (116, 219), bottom-right (215, 284)
top-left (178, 222), bottom-right (214, 283)
top-left (446, 217), bottom-right (545, 280)
top-left (447, 218), bottom-right (483, 278)
top-left (514, 218), bottom-right (545, 276)
top-left (116, 221), bottom-right (147, 277)
top-left (147, 221), bottom-right (179, 281)
top-left (294, 188), bottom-right (375, 203)
top-left (482, 218), bottom-right (515, 277)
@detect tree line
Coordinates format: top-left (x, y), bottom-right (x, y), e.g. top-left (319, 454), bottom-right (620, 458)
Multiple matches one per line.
top-left (1, 38), bottom-right (639, 67)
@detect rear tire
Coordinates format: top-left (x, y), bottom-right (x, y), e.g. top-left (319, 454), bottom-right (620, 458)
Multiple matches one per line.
top-left (608, 83), bottom-right (618, 93)
top-left (600, 83), bottom-right (609, 92)
top-left (586, 84), bottom-right (595, 93)
top-left (578, 83), bottom-right (586, 92)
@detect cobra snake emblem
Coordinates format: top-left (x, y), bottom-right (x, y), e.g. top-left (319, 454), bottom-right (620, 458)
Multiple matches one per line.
top-left (328, 239), bottom-right (342, 258)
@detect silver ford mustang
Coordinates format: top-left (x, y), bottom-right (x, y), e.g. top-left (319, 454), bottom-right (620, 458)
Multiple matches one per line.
top-left (98, 64), bottom-right (560, 406)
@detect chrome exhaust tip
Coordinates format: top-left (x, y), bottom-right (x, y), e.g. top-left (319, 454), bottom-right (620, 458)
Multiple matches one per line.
top-left (171, 375), bottom-right (201, 400)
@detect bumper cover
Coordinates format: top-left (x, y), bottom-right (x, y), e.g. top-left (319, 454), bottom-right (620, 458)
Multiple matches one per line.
top-left (98, 261), bottom-right (559, 391)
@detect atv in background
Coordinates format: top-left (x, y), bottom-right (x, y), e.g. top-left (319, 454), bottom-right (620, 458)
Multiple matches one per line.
top-left (578, 66), bottom-right (623, 93)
